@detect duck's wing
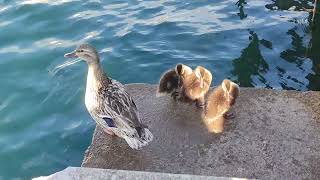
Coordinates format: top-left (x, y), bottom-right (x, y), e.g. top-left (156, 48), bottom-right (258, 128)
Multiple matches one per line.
top-left (97, 79), bottom-right (144, 130)
top-left (96, 80), bottom-right (153, 149)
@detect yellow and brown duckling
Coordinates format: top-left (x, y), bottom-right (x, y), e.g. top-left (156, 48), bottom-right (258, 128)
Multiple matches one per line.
top-left (202, 79), bottom-right (240, 133)
top-left (179, 65), bottom-right (212, 108)
top-left (64, 44), bottom-right (153, 150)
top-left (157, 64), bottom-right (212, 108)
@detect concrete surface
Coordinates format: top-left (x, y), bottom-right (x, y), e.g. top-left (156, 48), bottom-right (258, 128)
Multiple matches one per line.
top-left (82, 84), bottom-right (320, 180)
top-left (34, 167), bottom-right (248, 180)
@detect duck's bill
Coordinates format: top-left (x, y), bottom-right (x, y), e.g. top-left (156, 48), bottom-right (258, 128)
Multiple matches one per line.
top-left (64, 51), bottom-right (78, 58)
top-left (49, 53), bottom-right (81, 75)
top-left (49, 58), bottom-right (82, 75)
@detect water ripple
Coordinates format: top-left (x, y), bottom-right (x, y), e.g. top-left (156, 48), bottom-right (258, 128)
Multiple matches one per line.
top-left (19, 0), bottom-right (80, 5)
top-left (0, 0), bottom-right (319, 179)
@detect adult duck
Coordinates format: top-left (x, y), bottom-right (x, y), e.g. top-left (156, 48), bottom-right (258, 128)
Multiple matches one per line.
top-left (64, 44), bottom-right (153, 149)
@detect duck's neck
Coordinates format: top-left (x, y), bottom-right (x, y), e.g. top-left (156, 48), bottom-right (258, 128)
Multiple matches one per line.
top-left (86, 62), bottom-right (109, 90)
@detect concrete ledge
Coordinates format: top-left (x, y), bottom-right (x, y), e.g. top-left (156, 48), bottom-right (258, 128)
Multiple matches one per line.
top-left (34, 167), bottom-right (247, 180)
top-left (82, 84), bottom-right (320, 179)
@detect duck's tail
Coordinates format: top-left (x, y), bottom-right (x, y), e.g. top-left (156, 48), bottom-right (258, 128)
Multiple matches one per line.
top-left (157, 69), bottom-right (180, 97)
top-left (123, 128), bottom-right (153, 150)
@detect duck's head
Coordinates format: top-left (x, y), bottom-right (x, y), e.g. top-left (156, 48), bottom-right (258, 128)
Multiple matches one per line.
top-left (64, 44), bottom-right (99, 64)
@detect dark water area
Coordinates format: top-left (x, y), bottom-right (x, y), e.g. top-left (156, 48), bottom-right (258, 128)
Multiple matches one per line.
top-left (0, 0), bottom-right (319, 179)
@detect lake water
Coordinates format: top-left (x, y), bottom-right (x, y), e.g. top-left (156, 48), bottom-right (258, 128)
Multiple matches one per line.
top-left (0, 0), bottom-right (319, 179)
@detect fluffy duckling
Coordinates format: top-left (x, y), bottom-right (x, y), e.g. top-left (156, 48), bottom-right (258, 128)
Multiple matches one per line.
top-left (64, 44), bottom-right (153, 150)
top-left (177, 64), bottom-right (212, 108)
top-left (202, 79), bottom-right (239, 133)
top-left (157, 64), bottom-right (192, 99)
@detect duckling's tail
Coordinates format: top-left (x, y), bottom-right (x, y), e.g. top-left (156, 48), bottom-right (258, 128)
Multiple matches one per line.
top-left (157, 69), bottom-right (180, 97)
top-left (123, 128), bottom-right (153, 150)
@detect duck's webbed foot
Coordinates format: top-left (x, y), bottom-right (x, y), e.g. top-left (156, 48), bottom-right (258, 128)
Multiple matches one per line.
top-left (103, 129), bottom-right (116, 136)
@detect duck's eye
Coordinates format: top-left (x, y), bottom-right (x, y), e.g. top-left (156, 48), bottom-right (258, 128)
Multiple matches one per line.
top-left (78, 50), bottom-right (84, 53)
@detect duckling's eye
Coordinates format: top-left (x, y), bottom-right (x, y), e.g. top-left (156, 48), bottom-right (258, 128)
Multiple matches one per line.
top-left (78, 50), bottom-right (84, 53)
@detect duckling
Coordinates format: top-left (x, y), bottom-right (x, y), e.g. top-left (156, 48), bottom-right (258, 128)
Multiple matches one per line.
top-left (157, 64), bottom-right (192, 100)
top-left (157, 69), bottom-right (180, 99)
top-left (202, 79), bottom-right (239, 133)
top-left (177, 64), bottom-right (212, 108)
top-left (64, 44), bottom-right (153, 150)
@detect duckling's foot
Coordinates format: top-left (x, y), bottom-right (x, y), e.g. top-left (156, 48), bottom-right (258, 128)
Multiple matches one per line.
top-left (196, 102), bottom-right (205, 109)
top-left (171, 90), bottom-right (179, 101)
top-left (195, 98), bottom-right (205, 109)
top-left (224, 112), bottom-right (235, 119)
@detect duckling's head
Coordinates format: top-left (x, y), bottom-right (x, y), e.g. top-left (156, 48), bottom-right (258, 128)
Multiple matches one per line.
top-left (64, 44), bottom-right (99, 64)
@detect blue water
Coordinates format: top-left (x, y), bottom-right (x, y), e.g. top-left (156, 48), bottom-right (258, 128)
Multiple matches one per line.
top-left (0, 0), bottom-right (319, 179)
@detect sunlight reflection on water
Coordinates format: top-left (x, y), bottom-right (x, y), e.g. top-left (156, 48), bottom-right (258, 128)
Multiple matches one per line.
top-left (0, 0), bottom-right (319, 179)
